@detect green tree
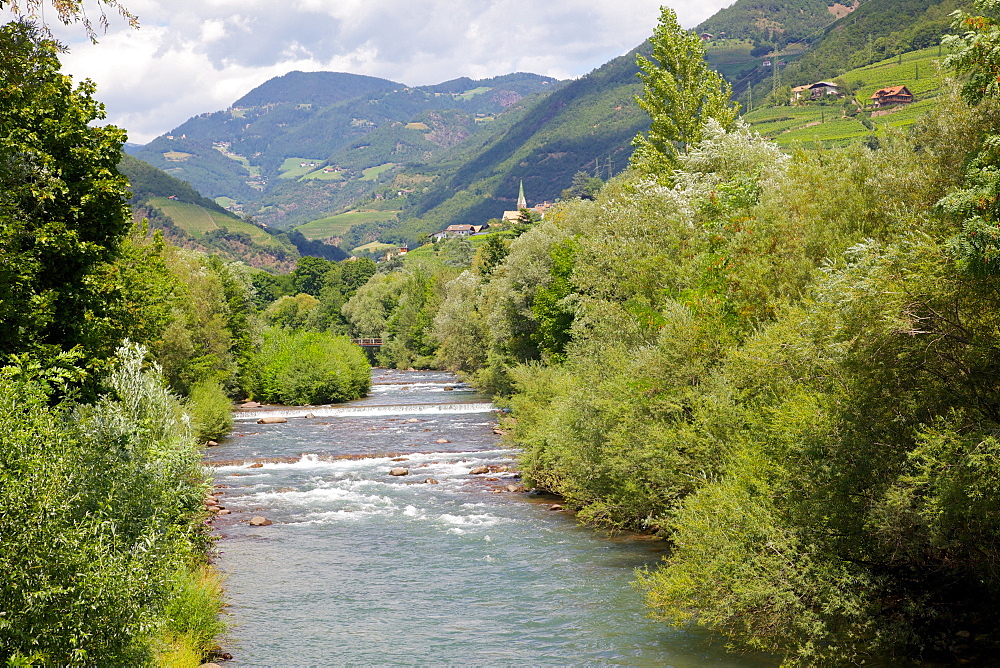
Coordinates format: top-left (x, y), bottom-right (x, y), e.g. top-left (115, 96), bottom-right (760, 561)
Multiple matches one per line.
top-left (631, 7), bottom-right (739, 175)
top-left (291, 256), bottom-right (332, 296)
top-left (941, 0), bottom-right (1000, 275)
top-left (0, 21), bottom-right (132, 378)
top-left (944, 0), bottom-right (1000, 106)
top-left (560, 170), bottom-right (603, 200)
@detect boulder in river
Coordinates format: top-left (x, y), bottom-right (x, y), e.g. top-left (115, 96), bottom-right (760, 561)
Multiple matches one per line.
top-left (304, 413), bottom-right (316, 419)
top-left (405, 418), bottom-right (421, 423)
top-left (424, 478), bottom-right (440, 484)
top-left (469, 466), bottom-right (490, 475)
top-left (443, 386), bottom-right (455, 391)
top-left (548, 504), bottom-right (565, 511)
top-left (249, 516), bottom-right (272, 526)
top-left (435, 438), bottom-right (451, 444)
top-left (206, 440), bottom-right (219, 447)
top-left (257, 416), bottom-right (287, 424)
top-left (389, 467), bottom-right (409, 476)
top-left (240, 401), bottom-right (261, 408)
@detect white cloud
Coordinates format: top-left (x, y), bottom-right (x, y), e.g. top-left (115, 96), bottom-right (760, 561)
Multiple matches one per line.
top-left (17, 0), bottom-right (733, 143)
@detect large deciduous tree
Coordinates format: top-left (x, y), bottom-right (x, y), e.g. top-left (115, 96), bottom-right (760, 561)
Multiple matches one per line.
top-left (0, 20), bottom-right (132, 371)
top-left (631, 7), bottom-right (739, 176)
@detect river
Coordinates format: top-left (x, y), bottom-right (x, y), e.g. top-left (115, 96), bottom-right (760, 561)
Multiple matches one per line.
top-left (206, 369), bottom-right (774, 666)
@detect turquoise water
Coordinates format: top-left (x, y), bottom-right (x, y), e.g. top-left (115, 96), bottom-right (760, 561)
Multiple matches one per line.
top-left (207, 371), bottom-right (774, 666)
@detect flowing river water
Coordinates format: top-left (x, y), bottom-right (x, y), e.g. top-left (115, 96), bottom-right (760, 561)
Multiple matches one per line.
top-left (206, 370), bottom-right (774, 666)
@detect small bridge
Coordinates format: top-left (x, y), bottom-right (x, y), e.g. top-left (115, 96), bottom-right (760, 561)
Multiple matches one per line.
top-left (351, 338), bottom-right (383, 347)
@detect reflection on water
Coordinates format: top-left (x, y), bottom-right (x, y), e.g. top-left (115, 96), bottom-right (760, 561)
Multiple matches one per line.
top-left (207, 370), bottom-right (774, 666)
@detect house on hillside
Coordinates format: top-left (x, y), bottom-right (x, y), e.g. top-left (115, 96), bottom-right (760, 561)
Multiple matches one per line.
top-left (870, 85), bottom-right (913, 108)
top-left (809, 82), bottom-right (840, 99)
top-left (432, 224), bottom-right (489, 241)
top-left (791, 85), bottom-right (811, 103)
top-left (383, 246), bottom-right (409, 261)
top-left (700, 33), bottom-right (714, 41)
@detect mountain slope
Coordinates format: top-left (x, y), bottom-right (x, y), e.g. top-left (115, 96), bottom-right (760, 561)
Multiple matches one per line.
top-left (697, 0), bottom-right (868, 48)
top-left (119, 153), bottom-right (347, 269)
top-left (352, 46), bottom-right (650, 245)
top-left (132, 71), bottom-right (563, 230)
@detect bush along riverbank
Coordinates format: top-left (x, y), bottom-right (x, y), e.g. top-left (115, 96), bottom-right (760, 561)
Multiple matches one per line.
top-left (0, 344), bottom-right (226, 664)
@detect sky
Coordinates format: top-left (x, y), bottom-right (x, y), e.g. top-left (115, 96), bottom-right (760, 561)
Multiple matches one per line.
top-left (24, 0), bottom-right (732, 144)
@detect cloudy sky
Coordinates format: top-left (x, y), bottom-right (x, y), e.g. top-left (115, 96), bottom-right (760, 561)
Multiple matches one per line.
top-left (25, 0), bottom-right (731, 144)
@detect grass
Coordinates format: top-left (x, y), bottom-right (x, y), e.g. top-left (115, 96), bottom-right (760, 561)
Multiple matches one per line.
top-left (150, 197), bottom-right (278, 246)
top-left (212, 145), bottom-right (259, 177)
top-left (300, 169), bottom-right (345, 182)
top-left (352, 241), bottom-right (397, 254)
top-left (294, 210), bottom-right (399, 240)
top-left (278, 157), bottom-right (326, 179)
top-left (455, 86), bottom-right (491, 100)
top-left (849, 46), bottom-right (949, 102)
top-left (155, 565), bottom-right (225, 668)
top-left (163, 151), bottom-right (194, 161)
top-left (401, 231), bottom-right (508, 266)
top-left (406, 122), bottom-right (430, 130)
top-left (360, 163), bottom-right (396, 181)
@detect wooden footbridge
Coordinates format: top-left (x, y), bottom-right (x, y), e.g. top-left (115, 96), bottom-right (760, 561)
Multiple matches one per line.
top-left (351, 338), bottom-right (383, 347)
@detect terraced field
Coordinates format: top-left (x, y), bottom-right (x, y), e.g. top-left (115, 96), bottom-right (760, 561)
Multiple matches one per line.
top-left (294, 210), bottom-right (400, 240)
top-left (744, 46), bottom-right (950, 148)
top-left (149, 197), bottom-right (276, 245)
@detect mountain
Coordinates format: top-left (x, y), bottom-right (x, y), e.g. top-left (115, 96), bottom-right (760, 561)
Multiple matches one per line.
top-left (119, 153), bottom-right (346, 270)
top-left (344, 46), bottom-right (649, 247)
top-left (132, 71), bottom-right (564, 230)
top-left (126, 0), bottom-right (970, 255)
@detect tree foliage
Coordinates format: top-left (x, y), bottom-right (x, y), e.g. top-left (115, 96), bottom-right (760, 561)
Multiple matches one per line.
top-left (631, 7), bottom-right (739, 174)
top-left (0, 20), bottom-right (133, 376)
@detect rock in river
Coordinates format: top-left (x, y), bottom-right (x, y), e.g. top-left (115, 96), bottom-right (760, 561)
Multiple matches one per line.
top-left (249, 516), bottom-right (273, 526)
top-left (257, 416), bottom-right (287, 424)
top-left (389, 467), bottom-right (409, 476)
top-left (469, 466), bottom-right (490, 475)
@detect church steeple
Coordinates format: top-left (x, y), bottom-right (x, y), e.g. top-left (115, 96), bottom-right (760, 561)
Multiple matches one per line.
top-left (517, 179), bottom-right (527, 209)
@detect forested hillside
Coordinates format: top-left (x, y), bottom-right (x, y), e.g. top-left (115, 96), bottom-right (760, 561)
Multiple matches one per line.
top-left (744, 0), bottom-right (971, 105)
top-left (337, 46), bottom-right (651, 248)
top-left (697, 0), bottom-right (866, 48)
top-left (119, 153), bottom-right (348, 269)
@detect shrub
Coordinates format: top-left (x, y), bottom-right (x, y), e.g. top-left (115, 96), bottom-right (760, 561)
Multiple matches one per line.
top-left (186, 379), bottom-right (233, 442)
top-left (0, 343), bottom-right (214, 663)
top-left (246, 328), bottom-right (370, 405)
